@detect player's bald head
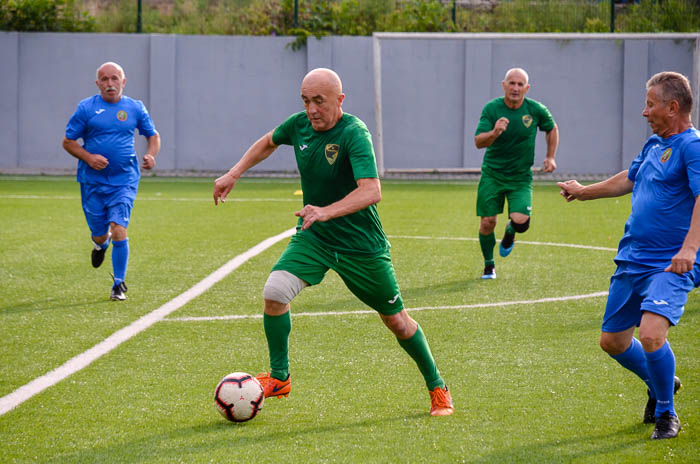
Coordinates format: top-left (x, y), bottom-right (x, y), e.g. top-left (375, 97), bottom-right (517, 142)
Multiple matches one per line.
top-left (301, 68), bottom-right (343, 96)
top-left (504, 68), bottom-right (529, 84)
top-left (96, 62), bottom-right (125, 80)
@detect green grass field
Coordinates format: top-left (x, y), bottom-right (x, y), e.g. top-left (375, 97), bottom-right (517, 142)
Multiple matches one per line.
top-left (1, 176), bottom-right (698, 463)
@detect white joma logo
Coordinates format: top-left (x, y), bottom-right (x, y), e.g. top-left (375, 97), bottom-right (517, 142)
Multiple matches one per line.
top-left (95, 109), bottom-right (105, 114)
top-left (653, 299), bottom-right (669, 305)
top-left (388, 294), bottom-right (399, 304)
top-left (299, 144), bottom-right (308, 151)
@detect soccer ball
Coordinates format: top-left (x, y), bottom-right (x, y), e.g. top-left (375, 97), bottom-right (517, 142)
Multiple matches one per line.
top-left (214, 372), bottom-right (265, 422)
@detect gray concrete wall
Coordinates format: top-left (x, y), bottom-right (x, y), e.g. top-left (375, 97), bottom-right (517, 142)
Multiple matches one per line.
top-left (0, 32), bottom-right (697, 176)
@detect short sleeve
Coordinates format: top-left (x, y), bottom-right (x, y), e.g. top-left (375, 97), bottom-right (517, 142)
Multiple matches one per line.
top-left (684, 139), bottom-right (700, 197)
top-left (272, 113), bottom-right (298, 146)
top-left (136, 100), bottom-right (158, 138)
top-left (475, 105), bottom-right (494, 136)
top-left (346, 122), bottom-right (378, 180)
top-left (627, 148), bottom-right (646, 183)
top-left (535, 101), bottom-right (555, 132)
top-left (65, 103), bottom-right (87, 140)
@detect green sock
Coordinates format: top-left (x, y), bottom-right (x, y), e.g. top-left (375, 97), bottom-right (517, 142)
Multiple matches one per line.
top-left (397, 324), bottom-right (444, 390)
top-left (479, 232), bottom-right (496, 265)
top-left (263, 312), bottom-right (291, 381)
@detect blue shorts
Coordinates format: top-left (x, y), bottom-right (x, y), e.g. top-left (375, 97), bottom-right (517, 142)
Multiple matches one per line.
top-left (602, 261), bottom-right (700, 332)
top-left (80, 183), bottom-right (138, 236)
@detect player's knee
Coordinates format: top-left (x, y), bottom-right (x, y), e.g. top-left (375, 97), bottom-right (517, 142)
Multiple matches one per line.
top-left (480, 216), bottom-right (497, 234)
top-left (599, 333), bottom-right (626, 355)
top-left (263, 270), bottom-right (307, 304)
top-left (511, 217), bottom-right (530, 233)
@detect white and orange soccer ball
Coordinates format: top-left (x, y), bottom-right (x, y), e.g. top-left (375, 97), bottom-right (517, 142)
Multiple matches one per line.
top-left (214, 372), bottom-right (265, 422)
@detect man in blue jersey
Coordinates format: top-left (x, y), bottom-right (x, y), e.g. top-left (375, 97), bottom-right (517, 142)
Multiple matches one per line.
top-left (558, 71), bottom-right (700, 439)
top-left (63, 62), bottom-right (160, 301)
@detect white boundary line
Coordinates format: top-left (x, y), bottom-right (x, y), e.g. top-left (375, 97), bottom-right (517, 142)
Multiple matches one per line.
top-left (388, 235), bottom-right (618, 252)
top-left (167, 291), bottom-right (609, 322)
top-left (0, 227), bottom-right (296, 417)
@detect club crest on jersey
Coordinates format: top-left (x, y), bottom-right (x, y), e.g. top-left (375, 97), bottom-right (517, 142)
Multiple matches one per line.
top-left (117, 110), bottom-right (128, 121)
top-left (325, 144), bottom-right (339, 165)
top-left (522, 115), bottom-right (533, 128)
top-left (660, 148), bottom-right (672, 163)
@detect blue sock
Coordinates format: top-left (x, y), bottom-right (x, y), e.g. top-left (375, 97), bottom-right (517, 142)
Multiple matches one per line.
top-left (645, 341), bottom-right (677, 417)
top-left (112, 238), bottom-right (129, 286)
top-left (610, 338), bottom-right (655, 397)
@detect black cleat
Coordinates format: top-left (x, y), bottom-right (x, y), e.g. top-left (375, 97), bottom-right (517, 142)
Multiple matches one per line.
top-left (651, 411), bottom-right (681, 439)
top-left (644, 376), bottom-right (682, 424)
top-left (481, 264), bottom-right (497, 280)
top-left (91, 233), bottom-right (111, 268)
top-left (110, 282), bottom-right (128, 301)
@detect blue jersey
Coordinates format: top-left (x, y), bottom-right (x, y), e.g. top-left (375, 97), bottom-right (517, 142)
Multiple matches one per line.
top-left (615, 127), bottom-right (700, 266)
top-left (65, 95), bottom-right (158, 186)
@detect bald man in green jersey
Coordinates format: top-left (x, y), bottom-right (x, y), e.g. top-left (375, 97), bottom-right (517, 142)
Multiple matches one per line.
top-left (474, 68), bottom-right (559, 279)
top-left (213, 68), bottom-right (453, 416)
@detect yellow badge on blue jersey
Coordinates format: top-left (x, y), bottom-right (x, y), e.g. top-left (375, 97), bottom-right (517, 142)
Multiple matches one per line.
top-left (117, 110), bottom-right (128, 121)
top-left (660, 148), bottom-right (672, 163)
top-left (325, 144), bottom-right (339, 165)
top-left (522, 115), bottom-right (533, 128)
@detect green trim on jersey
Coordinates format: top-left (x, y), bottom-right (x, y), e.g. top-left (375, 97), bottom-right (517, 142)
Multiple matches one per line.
top-left (475, 97), bottom-right (555, 180)
top-left (272, 112), bottom-right (389, 255)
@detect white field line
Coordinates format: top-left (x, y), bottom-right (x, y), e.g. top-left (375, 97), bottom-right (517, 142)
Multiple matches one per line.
top-left (0, 194), bottom-right (299, 202)
top-left (166, 291), bottom-right (609, 322)
top-left (0, 227), bottom-right (296, 417)
top-left (388, 235), bottom-right (618, 252)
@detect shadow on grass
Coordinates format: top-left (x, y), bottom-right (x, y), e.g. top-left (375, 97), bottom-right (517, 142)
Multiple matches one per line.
top-left (45, 412), bottom-right (428, 463)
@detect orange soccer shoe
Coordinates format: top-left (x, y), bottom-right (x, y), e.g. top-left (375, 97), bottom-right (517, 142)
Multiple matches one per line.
top-left (429, 385), bottom-right (454, 416)
top-left (256, 373), bottom-right (291, 398)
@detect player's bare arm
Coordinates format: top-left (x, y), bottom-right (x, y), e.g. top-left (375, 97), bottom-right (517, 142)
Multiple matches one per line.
top-left (543, 123), bottom-right (559, 172)
top-left (557, 170), bottom-right (633, 202)
top-left (474, 117), bottom-right (509, 149)
top-left (141, 133), bottom-right (161, 170)
top-left (666, 195), bottom-right (700, 274)
top-left (62, 137), bottom-right (109, 170)
top-left (214, 130), bottom-right (278, 205)
top-left (296, 177), bottom-right (381, 230)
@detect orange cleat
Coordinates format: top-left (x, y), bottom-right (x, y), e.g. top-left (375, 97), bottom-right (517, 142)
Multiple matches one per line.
top-left (256, 372), bottom-right (291, 398)
top-left (429, 385), bottom-right (454, 416)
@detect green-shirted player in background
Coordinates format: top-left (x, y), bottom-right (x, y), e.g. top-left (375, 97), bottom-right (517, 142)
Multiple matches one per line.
top-left (213, 68), bottom-right (454, 416)
top-left (474, 68), bottom-right (559, 279)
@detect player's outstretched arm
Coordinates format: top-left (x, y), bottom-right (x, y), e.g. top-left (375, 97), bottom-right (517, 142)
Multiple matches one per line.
top-left (296, 177), bottom-right (381, 230)
top-left (666, 195), bottom-right (700, 274)
top-left (557, 170), bottom-right (633, 202)
top-left (214, 130), bottom-right (278, 205)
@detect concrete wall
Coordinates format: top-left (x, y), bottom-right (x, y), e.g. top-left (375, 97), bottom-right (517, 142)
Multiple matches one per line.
top-left (1, 32), bottom-right (698, 176)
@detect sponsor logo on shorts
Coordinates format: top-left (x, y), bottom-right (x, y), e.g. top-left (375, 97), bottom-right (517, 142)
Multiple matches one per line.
top-left (522, 115), bottom-right (533, 128)
top-left (299, 144), bottom-right (308, 151)
top-left (117, 111), bottom-right (128, 121)
top-left (388, 294), bottom-right (399, 304)
top-left (660, 148), bottom-right (672, 163)
top-left (652, 299), bottom-right (669, 305)
top-left (325, 144), bottom-right (339, 165)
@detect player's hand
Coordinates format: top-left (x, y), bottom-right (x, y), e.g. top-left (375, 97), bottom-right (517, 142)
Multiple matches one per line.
top-left (141, 154), bottom-right (156, 170)
top-left (665, 247), bottom-right (696, 274)
top-left (296, 205), bottom-right (330, 230)
top-left (556, 180), bottom-right (584, 202)
top-left (543, 157), bottom-right (557, 173)
top-left (88, 154), bottom-right (109, 170)
top-left (213, 173), bottom-right (237, 205)
top-left (493, 117), bottom-right (509, 136)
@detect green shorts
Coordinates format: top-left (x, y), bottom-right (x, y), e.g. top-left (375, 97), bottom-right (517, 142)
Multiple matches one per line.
top-left (476, 172), bottom-right (532, 218)
top-left (272, 232), bottom-right (404, 315)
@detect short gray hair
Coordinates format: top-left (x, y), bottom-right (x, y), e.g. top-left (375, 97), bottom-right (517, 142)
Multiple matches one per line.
top-left (646, 71), bottom-right (693, 114)
top-left (96, 62), bottom-right (125, 80)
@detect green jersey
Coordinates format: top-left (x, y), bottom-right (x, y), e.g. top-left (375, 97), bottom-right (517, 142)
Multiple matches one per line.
top-left (272, 112), bottom-right (389, 255)
top-left (475, 97), bottom-right (555, 180)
